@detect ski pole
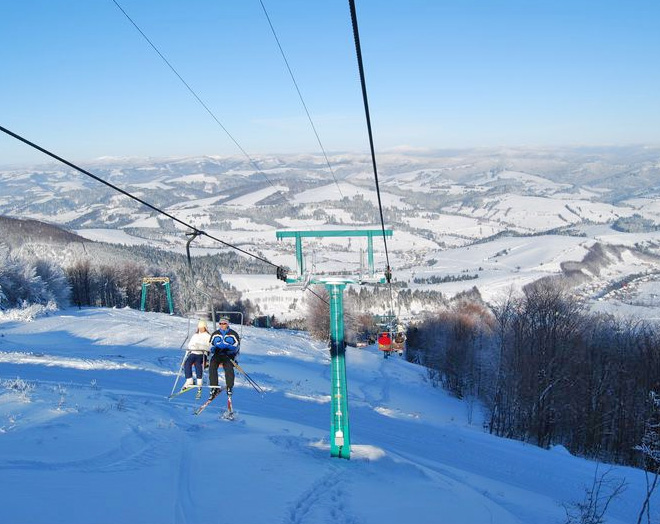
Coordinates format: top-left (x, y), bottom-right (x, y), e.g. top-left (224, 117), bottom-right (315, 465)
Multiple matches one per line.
top-left (169, 351), bottom-right (190, 398)
top-left (231, 359), bottom-right (265, 395)
top-left (233, 361), bottom-right (264, 395)
top-left (231, 359), bottom-right (262, 392)
top-left (171, 312), bottom-right (193, 398)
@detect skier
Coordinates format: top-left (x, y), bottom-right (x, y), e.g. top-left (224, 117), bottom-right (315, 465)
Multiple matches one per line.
top-left (208, 317), bottom-right (240, 400)
top-left (393, 330), bottom-right (406, 356)
top-left (182, 320), bottom-right (211, 398)
top-left (378, 332), bottom-right (392, 359)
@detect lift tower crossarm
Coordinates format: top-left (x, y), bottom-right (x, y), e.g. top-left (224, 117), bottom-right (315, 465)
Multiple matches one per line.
top-left (276, 227), bottom-right (392, 281)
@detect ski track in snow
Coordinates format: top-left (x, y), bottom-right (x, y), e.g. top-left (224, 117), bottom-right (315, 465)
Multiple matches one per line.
top-left (390, 449), bottom-right (521, 524)
top-left (0, 351), bottom-right (174, 375)
top-left (174, 435), bottom-right (194, 524)
top-left (285, 468), bottom-right (360, 524)
top-left (371, 357), bottom-right (394, 405)
top-left (0, 424), bottom-right (159, 473)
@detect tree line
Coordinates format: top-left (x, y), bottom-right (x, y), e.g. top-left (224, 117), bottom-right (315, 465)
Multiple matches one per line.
top-left (413, 273), bottom-right (479, 284)
top-left (0, 247), bottom-right (70, 308)
top-left (0, 243), bottom-right (261, 324)
top-left (407, 279), bottom-right (660, 467)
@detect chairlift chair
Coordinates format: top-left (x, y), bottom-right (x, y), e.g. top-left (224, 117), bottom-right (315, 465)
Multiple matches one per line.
top-left (377, 331), bottom-right (393, 358)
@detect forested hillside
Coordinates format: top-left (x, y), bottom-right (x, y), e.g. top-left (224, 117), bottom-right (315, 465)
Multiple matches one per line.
top-left (407, 279), bottom-right (660, 471)
top-left (0, 216), bottom-right (269, 319)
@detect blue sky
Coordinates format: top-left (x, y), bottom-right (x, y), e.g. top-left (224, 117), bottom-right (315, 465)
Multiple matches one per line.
top-left (1, 0), bottom-right (659, 166)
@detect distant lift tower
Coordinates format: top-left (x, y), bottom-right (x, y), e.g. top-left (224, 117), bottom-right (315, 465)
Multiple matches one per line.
top-left (276, 227), bottom-right (393, 459)
top-left (140, 277), bottom-right (174, 315)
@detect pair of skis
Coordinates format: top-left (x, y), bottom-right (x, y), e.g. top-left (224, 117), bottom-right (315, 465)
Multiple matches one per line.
top-left (193, 359), bottom-right (262, 419)
top-left (193, 387), bottom-right (234, 420)
top-left (169, 385), bottom-right (234, 419)
top-left (169, 385), bottom-right (203, 400)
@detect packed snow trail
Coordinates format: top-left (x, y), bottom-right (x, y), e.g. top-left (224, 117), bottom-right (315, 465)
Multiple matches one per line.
top-left (0, 308), bottom-right (656, 524)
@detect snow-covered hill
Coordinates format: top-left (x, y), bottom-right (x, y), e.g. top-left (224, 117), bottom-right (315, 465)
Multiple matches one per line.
top-left (0, 307), bottom-right (656, 524)
top-left (3, 147), bottom-right (660, 320)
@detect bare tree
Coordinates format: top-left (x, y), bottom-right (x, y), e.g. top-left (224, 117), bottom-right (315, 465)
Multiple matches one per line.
top-left (306, 286), bottom-right (330, 341)
top-left (635, 391), bottom-right (660, 524)
top-left (67, 259), bottom-right (92, 308)
top-left (564, 465), bottom-right (626, 524)
top-left (515, 280), bottom-right (586, 447)
top-left (488, 288), bottom-right (519, 436)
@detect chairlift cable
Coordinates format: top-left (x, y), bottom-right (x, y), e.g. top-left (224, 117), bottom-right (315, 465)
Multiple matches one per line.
top-left (0, 124), bottom-right (281, 272)
top-left (307, 286), bottom-right (330, 305)
top-left (261, 0), bottom-right (389, 309)
top-left (111, 0), bottom-right (332, 296)
top-left (111, 0), bottom-right (328, 264)
top-left (347, 1), bottom-right (391, 265)
top-left (258, 0), bottom-right (344, 199)
top-left (347, 0), bottom-right (396, 311)
top-left (110, 0), bottom-right (278, 190)
top-left (112, 0), bottom-right (370, 300)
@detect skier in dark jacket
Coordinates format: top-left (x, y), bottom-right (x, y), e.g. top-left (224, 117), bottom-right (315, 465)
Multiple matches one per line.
top-left (208, 317), bottom-right (240, 400)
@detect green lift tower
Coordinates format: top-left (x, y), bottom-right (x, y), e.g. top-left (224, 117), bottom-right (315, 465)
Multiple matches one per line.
top-left (276, 227), bottom-right (393, 459)
top-left (140, 276), bottom-right (174, 315)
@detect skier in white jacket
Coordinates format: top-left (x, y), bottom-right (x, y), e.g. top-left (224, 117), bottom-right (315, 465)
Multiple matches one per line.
top-left (182, 320), bottom-right (211, 398)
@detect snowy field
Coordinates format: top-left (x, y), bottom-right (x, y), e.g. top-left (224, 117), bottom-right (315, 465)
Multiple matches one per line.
top-left (0, 307), bottom-right (657, 524)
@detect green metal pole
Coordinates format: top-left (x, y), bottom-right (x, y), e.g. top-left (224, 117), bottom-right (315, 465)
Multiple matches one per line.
top-left (140, 282), bottom-right (147, 312)
top-left (327, 281), bottom-right (351, 459)
top-left (164, 282), bottom-right (174, 315)
top-left (367, 232), bottom-right (375, 277)
top-left (295, 233), bottom-right (305, 276)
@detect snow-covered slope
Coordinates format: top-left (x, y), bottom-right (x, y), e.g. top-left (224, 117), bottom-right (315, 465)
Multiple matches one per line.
top-left (0, 307), bottom-right (655, 524)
